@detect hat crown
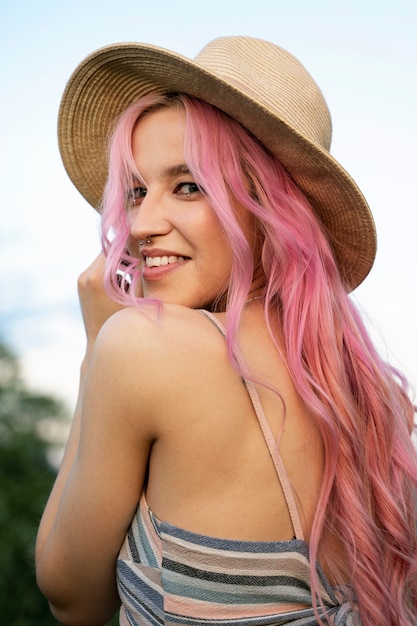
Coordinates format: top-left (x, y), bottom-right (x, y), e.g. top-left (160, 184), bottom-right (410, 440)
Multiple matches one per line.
top-left (194, 36), bottom-right (332, 151)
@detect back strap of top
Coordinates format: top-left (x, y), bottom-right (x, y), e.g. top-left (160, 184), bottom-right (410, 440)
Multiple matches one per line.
top-left (198, 309), bottom-right (305, 541)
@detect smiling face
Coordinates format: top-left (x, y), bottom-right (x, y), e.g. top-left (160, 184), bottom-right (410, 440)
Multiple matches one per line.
top-left (126, 105), bottom-right (244, 308)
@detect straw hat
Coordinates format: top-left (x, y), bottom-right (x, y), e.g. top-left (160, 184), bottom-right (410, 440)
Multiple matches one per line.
top-left (58, 36), bottom-right (376, 290)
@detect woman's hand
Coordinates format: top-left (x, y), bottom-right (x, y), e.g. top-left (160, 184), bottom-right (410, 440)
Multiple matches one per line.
top-left (78, 253), bottom-right (127, 360)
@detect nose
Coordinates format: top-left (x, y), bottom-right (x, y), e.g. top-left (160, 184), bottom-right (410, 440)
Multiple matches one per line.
top-left (128, 190), bottom-right (172, 243)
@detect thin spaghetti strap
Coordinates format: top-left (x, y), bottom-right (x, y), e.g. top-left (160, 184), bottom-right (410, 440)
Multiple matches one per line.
top-left (198, 310), bottom-right (305, 541)
top-left (238, 375), bottom-right (305, 541)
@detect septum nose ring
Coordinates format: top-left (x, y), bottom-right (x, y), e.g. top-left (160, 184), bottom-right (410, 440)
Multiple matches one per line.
top-left (139, 235), bottom-right (152, 246)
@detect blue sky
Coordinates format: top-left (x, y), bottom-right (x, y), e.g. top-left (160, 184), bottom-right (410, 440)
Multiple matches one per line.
top-left (1, 0), bottom-right (416, 406)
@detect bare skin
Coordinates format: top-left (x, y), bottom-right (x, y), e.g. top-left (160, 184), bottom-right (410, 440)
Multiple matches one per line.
top-left (36, 257), bottom-right (324, 626)
top-left (36, 108), bottom-right (326, 626)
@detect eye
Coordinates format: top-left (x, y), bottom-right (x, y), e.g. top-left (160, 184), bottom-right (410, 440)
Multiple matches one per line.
top-left (174, 182), bottom-right (201, 197)
top-left (127, 186), bottom-right (147, 207)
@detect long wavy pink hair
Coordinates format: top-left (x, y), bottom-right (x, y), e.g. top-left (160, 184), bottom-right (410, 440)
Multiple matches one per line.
top-left (101, 93), bottom-right (417, 625)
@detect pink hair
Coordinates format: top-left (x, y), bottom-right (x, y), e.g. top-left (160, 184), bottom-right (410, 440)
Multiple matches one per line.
top-left (101, 94), bottom-right (417, 624)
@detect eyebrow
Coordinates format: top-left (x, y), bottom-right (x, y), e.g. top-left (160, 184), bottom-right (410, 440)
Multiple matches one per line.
top-left (163, 163), bottom-right (191, 178)
top-left (131, 164), bottom-right (191, 187)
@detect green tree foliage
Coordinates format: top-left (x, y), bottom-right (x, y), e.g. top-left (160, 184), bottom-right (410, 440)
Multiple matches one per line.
top-left (0, 342), bottom-right (119, 625)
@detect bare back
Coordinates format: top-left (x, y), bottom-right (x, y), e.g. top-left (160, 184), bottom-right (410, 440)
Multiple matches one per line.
top-left (144, 304), bottom-right (324, 544)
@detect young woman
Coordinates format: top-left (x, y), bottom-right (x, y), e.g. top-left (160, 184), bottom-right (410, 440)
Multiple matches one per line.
top-left (36, 37), bottom-right (417, 626)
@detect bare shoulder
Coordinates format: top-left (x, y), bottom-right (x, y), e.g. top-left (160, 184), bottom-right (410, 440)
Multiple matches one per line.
top-left (88, 304), bottom-right (228, 437)
top-left (92, 304), bottom-right (226, 400)
top-left (97, 303), bottom-right (222, 355)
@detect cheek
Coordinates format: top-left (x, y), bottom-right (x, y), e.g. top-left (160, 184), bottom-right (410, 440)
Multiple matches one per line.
top-left (208, 239), bottom-right (234, 281)
top-left (207, 216), bottom-right (234, 266)
top-left (126, 236), bottom-right (141, 258)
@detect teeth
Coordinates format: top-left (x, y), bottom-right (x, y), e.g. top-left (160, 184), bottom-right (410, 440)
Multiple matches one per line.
top-left (145, 256), bottom-right (185, 268)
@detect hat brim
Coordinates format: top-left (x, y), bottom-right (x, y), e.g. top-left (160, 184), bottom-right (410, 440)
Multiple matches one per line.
top-left (58, 42), bottom-right (376, 291)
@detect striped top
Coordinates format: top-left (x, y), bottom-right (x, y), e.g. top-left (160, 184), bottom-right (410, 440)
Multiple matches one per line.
top-left (116, 311), bottom-right (360, 625)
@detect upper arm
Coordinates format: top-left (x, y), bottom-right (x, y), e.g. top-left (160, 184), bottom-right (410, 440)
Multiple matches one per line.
top-left (37, 308), bottom-right (159, 624)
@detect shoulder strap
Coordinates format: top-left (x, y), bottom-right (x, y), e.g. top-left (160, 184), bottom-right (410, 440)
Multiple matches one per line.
top-left (198, 310), bottom-right (305, 541)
